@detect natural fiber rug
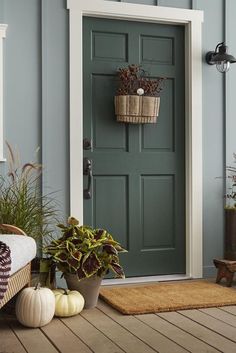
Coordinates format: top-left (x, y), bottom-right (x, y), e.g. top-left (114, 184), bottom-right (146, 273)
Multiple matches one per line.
top-left (99, 281), bottom-right (236, 315)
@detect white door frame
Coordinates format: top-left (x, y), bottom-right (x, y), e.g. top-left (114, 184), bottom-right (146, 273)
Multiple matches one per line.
top-left (67, 0), bottom-right (204, 278)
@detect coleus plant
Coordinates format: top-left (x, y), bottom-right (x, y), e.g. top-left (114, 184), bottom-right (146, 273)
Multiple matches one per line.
top-left (43, 217), bottom-right (126, 280)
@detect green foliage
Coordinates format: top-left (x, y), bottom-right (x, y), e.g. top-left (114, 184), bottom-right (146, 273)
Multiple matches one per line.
top-left (225, 153), bottom-right (236, 209)
top-left (43, 217), bottom-right (126, 280)
top-left (0, 143), bottom-right (58, 240)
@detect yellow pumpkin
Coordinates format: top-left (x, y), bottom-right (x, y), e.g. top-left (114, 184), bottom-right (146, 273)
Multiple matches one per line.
top-left (53, 288), bottom-right (84, 317)
top-left (15, 284), bottom-right (55, 328)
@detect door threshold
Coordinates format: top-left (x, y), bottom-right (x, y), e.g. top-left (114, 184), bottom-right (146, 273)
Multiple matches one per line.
top-left (102, 274), bottom-right (192, 286)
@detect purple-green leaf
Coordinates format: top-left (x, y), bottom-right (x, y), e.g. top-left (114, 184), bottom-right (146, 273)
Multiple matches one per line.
top-left (67, 257), bottom-right (80, 270)
top-left (82, 252), bottom-right (101, 277)
top-left (94, 229), bottom-right (105, 240)
top-left (77, 266), bottom-right (87, 280)
top-left (54, 251), bottom-right (68, 262)
top-left (103, 244), bottom-right (118, 255)
top-left (71, 250), bottom-right (82, 261)
top-left (71, 238), bottom-right (82, 246)
top-left (109, 261), bottom-right (125, 278)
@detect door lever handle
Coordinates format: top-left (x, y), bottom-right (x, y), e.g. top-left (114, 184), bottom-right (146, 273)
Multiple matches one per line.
top-left (83, 158), bottom-right (92, 199)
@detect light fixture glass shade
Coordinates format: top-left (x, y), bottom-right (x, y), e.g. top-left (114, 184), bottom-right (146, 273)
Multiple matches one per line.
top-left (216, 61), bottom-right (230, 73)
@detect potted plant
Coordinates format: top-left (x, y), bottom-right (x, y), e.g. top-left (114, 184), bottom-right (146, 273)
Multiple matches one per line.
top-left (0, 143), bottom-right (58, 273)
top-left (225, 154), bottom-right (236, 260)
top-left (43, 217), bottom-right (126, 308)
top-left (114, 64), bottom-right (165, 124)
top-left (0, 143), bottom-right (58, 241)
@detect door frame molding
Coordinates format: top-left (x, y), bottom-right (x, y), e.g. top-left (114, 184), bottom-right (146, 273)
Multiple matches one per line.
top-left (67, 0), bottom-right (204, 278)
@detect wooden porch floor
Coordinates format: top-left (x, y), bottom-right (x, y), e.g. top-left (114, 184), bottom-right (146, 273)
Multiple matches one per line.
top-left (1, 298), bottom-right (236, 353)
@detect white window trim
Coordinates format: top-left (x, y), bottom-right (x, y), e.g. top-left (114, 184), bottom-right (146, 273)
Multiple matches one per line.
top-left (67, 0), bottom-right (204, 278)
top-left (0, 24), bottom-right (7, 162)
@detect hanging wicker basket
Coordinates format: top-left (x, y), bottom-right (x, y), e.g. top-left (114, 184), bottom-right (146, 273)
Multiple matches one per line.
top-left (114, 95), bottom-right (160, 124)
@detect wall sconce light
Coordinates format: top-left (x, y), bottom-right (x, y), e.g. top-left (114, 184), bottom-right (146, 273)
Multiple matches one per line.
top-left (206, 42), bottom-right (236, 73)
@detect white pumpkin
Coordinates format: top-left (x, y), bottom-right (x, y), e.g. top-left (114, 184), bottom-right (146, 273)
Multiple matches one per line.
top-left (15, 283), bottom-right (55, 328)
top-left (53, 288), bottom-right (84, 317)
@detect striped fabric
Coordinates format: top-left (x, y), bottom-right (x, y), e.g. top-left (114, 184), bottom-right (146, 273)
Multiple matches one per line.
top-left (0, 240), bottom-right (11, 302)
top-left (0, 263), bottom-right (31, 309)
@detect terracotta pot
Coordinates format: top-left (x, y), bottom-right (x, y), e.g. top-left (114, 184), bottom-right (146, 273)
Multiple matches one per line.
top-left (225, 209), bottom-right (236, 260)
top-left (64, 273), bottom-right (102, 309)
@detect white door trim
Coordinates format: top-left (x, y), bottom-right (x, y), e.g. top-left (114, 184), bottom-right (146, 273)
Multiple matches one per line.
top-left (67, 0), bottom-right (204, 278)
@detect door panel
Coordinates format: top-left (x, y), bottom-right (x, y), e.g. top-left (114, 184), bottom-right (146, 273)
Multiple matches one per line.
top-left (92, 74), bottom-right (128, 151)
top-left (141, 35), bottom-right (174, 65)
top-left (142, 78), bottom-right (174, 151)
top-left (83, 17), bottom-right (185, 277)
top-left (94, 176), bottom-right (129, 250)
top-left (92, 31), bottom-right (128, 62)
top-left (141, 175), bottom-right (175, 249)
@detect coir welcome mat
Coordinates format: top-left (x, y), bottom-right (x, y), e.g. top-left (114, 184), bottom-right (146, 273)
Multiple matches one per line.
top-left (99, 281), bottom-right (236, 315)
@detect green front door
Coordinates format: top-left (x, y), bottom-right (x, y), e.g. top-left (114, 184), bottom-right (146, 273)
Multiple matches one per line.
top-left (83, 17), bottom-right (185, 277)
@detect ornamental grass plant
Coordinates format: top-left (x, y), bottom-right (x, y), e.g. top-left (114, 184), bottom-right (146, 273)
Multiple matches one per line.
top-left (0, 143), bottom-right (58, 241)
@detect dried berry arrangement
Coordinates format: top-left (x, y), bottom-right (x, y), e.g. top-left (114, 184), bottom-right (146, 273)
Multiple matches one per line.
top-left (116, 64), bottom-right (165, 97)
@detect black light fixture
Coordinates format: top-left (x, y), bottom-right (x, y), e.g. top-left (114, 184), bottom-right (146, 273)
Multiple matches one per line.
top-left (206, 42), bottom-right (236, 73)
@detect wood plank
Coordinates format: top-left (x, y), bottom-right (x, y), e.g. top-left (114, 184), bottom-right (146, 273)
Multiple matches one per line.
top-left (97, 300), bottom-right (189, 353)
top-left (220, 305), bottom-right (236, 316)
top-left (181, 309), bottom-right (236, 343)
top-left (137, 313), bottom-right (220, 353)
top-left (61, 314), bottom-right (124, 353)
top-left (41, 318), bottom-right (92, 353)
top-left (9, 318), bottom-right (59, 353)
top-left (2, 301), bottom-right (236, 353)
top-left (0, 319), bottom-right (27, 353)
top-left (199, 307), bottom-right (236, 327)
top-left (158, 311), bottom-right (236, 353)
top-left (81, 307), bottom-right (156, 353)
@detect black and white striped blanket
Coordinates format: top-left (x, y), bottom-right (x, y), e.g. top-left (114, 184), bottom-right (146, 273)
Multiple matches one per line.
top-left (0, 241), bottom-right (11, 302)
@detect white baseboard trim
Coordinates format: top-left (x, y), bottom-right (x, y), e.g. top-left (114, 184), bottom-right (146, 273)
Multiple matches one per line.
top-left (102, 274), bottom-right (193, 286)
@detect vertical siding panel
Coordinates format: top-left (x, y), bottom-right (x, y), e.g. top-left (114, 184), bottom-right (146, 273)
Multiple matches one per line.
top-left (196, 0), bottom-right (225, 276)
top-left (41, 0), bottom-right (69, 219)
top-left (0, 0), bottom-right (5, 22)
top-left (191, 0), bottom-right (196, 9)
top-left (0, 0), bottom-right (6, 168)
top-left (4, 0), bottom-right (41, 162)
top-left (158, 0), bottom-right (191, 8)
top-left (225, 0), bottom-right (236, 177)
